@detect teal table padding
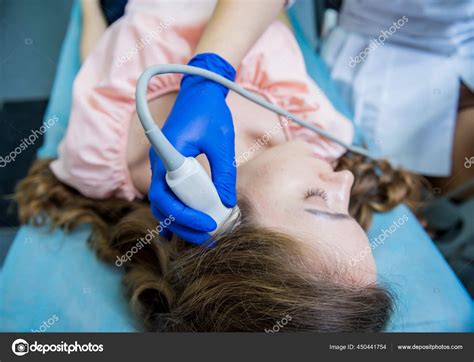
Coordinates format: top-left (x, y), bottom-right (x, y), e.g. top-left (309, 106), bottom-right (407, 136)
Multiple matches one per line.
top-left (1, 1), bottom-right (471, 332)
top-left (370, 207), bottom-right (473, 331)
top-left (0, 225), bottom-right (138, 332)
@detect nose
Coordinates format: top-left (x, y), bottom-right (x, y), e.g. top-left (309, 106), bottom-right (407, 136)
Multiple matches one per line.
top-left (321, 170), bottom-right (354, 188)
top-left (335, 170), bottom-right (354, 188)
top-left (320, 170), bottom-right (354, 211)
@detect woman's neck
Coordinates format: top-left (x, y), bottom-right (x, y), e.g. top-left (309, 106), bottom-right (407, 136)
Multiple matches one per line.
top-left (127, 90), bottom-right (287, 195)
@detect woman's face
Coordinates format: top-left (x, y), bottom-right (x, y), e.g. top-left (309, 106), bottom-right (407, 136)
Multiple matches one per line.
top-left (237, 140), bottom-right (376, 284)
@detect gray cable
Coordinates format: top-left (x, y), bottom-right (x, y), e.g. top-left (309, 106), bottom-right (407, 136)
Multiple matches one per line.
top-left (136, 64), bottom-right (372, 169)
top-left (136, 67), bottom-right (186, 172)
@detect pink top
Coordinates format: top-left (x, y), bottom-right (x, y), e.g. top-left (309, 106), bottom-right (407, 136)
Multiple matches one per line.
top-left (51, 0), bottom-right (353, 201)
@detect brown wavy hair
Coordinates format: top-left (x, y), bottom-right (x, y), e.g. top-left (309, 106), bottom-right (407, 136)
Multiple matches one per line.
top-left (15, 154), bottom-right (423, 332)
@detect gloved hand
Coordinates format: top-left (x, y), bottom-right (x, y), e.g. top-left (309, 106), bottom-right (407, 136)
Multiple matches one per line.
top-left (148, 53), bottom-right (237, 244)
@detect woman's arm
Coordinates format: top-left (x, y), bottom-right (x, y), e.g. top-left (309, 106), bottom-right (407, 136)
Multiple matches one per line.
top-left (194, 0), bottom-right (286, 67)
top-left (80, 0), bottom-right (107, 62)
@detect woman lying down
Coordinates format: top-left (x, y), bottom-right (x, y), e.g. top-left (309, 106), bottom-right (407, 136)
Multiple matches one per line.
top-left (16, 0), bottom-right (422, 332)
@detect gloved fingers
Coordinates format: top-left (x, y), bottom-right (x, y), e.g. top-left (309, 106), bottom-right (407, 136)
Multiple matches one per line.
top-left (151, 208), bottom-right (214, 245)
top-left (148, 179), bottom-right (217, 232)
top-left (149, 149), bottom-right (217, 232)
top-left (204, 132), bottom-right (237, 208)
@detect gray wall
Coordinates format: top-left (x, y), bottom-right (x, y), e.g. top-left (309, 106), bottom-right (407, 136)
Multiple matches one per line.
top-left (0, 0), bottom-right (73, 101)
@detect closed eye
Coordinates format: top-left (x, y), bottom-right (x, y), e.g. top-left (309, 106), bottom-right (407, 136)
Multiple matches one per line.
top-left (305, 188), bottom-right (328, 201)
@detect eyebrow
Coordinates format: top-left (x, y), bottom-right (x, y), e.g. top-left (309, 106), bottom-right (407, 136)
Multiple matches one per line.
top-left (304, 208), bottom-right (352, 220)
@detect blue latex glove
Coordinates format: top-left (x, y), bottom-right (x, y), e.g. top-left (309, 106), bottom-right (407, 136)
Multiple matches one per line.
top-left (148, 53), bottom-right (237, 244)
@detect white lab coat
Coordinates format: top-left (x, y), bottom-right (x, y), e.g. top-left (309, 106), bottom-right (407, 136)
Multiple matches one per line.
top-left (322, 0), bottom-right (474, 176)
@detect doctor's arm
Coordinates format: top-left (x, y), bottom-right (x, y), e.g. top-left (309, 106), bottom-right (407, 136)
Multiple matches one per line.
top-left (195, 0), bottom-right (286, 67)
top-left (80, 0), bottom-right (107, 62)
top-left (148, 0), bottom-right (286, 243)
